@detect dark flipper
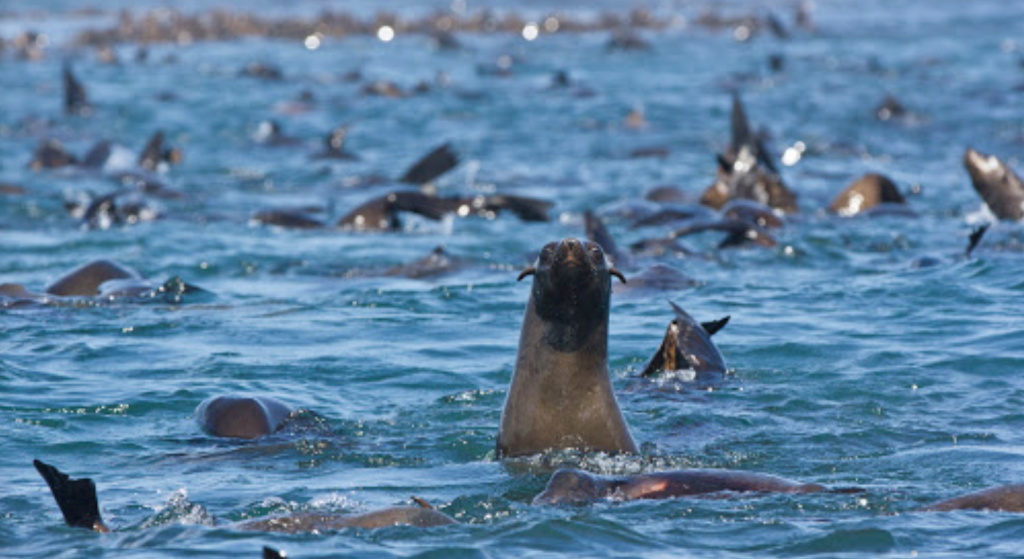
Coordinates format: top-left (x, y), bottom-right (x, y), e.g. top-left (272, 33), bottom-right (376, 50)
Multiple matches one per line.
top-left (138, 131), bottom-right (166, 171)
top-left (730, 92), bottom-right (753, 158)
top-left (263, 547), bottom-right (287, 559)
top-left (389, 191), bottom-right (455, 220)
top-left (700, 316), bottom-right (730, 336)
top-left (33, 459), bottom-right (109, 533)
top-left (966, 224), bottom-right (990, 258)
top-left (63, 63), bottom-right (90, 116)
top-left (399, 144), bottom-right (459, 185)
top-left (481, 195), bottom-right (552, 222)
top-left (584, 211), bottom-right (625, 263)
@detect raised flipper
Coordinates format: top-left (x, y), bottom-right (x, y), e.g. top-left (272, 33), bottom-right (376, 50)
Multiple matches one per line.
top-left (479, 195), bottom-right (552, 222)
top-left (33, 459), bottom-right (110, 533)
top-left (399, 144), bottom-right (459, 185)
top-left (81, 140), bottom-right (112, 169)
top-left (63, 63), bottom-right (90, 116)
top-left (138, 131), bottom-right (166, 171)
top-left (700, 316), bottom-right (730, 336)
top-left (729, 92), bottom-right (754, 161)
top-left (966, 224), bottom-right (990, 258)
top-left (584, 211), bottom-right (629, 267)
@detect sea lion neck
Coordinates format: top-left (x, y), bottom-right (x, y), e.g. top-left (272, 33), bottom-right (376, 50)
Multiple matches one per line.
top-left (530, 238), bottom-right (612, 353)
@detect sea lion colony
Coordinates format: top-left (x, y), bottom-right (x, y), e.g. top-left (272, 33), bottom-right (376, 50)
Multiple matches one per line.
top-left (5, 3), bottom-right (1024, 556)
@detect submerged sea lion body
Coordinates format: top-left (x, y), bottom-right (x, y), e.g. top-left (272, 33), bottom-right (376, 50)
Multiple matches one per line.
top-left (533, 468), bottom-right (825, 505)
top-left (44, 259), bottom-right (140, 297)
top-left (194, 395), bottom-right (294, 439)
top-left (963, 148), bottom-right (1024, 221)
top-left (497, 238), bottom-right (637, 457)
top-left (924, 484), bottom-right (1024, 513)
top-left (239, 507), bottom-right (456, 532)
top-left (34, 460), bottom-right (455, 535)
top-left (829, 173), bottom-right (907, 217)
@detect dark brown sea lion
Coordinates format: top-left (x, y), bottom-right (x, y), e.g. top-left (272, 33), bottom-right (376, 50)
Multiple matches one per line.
top-left (533, 468), bottom-right (826, 505)
top-left (34, 460), bottom-right (456, 534)
top-left (829, 173), bottom-right (907, 217)
top-left (312, 124), bottom-right (358, 160)
top-left (28, 139), bottom-right (78, 170)
top-left (253, 120), bottom-right (302, 147)
top-left (44, 259), bottom-right (140, 297)
top-left (336, 191), bottom-right (452, 231)
top-left (670, 218), bottom-right (777, 249)
top-left (963, 148), bottom-right (1024, 221)
top-left (497, 238), bottom-right (637, 457)
top-left (701, 94), bottom-right (798, 213)
top-left (194, 395), bottom-right (295, 439)
top-left (923, 484), bottom-right (1024, 512)
top-left (640, 301), bottom-right (728, 378)
top-left (138, 130), bottom-right (182, 171)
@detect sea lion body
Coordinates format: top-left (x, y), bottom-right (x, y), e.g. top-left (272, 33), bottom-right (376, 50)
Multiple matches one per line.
top-left (194, 395), bottom-right (294, 439)
top-left (44, 260), bottom-right (140, 297)
top-left (238, 507), bottom-right (456, 532)
top-left (533, 467), bottom-right (825, 505)
top-left (963, 148), bottom-right (1024, 221)
top-left (497, 238), bottom-right (637, 457)
top-left (829, 173), bottom-right (907, 217)
top-left (924, 484), bottom-right (1024, 512)
top-left (640, 301), bottom-right (727, 378)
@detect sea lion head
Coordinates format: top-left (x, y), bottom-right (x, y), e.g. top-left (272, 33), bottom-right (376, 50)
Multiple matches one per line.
top-left (532, 468), bottom-right (610, 505)
top-left (518, 238), bottom-right (625, 352)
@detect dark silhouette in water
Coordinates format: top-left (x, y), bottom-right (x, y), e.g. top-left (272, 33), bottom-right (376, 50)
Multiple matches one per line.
top-left (63, 63), bottom-right (90, 116)
top-left (194, 395), bottom-right (295, 439)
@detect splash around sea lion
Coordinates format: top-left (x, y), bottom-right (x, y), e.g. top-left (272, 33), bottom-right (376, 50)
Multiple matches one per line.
top-left (532, 467), bottom-right (828, 505)
top-left (33, 459), bottom-right (456, 533)
top-left (497, 238), bottom-right (637, 458)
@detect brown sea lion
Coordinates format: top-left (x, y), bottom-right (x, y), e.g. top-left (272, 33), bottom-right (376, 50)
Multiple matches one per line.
top-left (640, 301), bottom-right (728, 378)
top-left (533, 468), bottom-right (826, 505)
top-left (34, 460), bottom-right (456, 534)
top-left (312, 124), bottom-right (359, 160)
top-left (44, 259), bottom-right (140, 297)
top-left (194, 395), bottom-right (295, 439)
top-left (497, 238), bottom-right (637, 457)
top-left (829, 173), bottom-right (908, 217)
top-left (923, 484), bottom-right (1024, 512)
top-left (963, 148), bottom-right (1024, 221)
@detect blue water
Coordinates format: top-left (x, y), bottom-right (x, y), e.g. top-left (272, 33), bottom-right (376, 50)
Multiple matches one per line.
top-left (4, 0), bottom-right (1024, 557)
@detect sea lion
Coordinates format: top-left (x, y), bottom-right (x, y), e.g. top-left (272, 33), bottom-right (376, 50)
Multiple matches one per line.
top-left (253, 120), bottom-right (302, 147)
top-left (28, 139), bottom-right (78, 170)
top-left (963, 148), bottom-right (1024, 221)
top-left (923, 484), bottom-right (1024, 512)
top-left (497, 238), bottom-right (637, 457)
top-left (670, 218), bottom-right (777, 249)
top-left (137, 130), bottom-right (182, 171)
top-left (640, 301), bottom-right (728, 378)
top-left (829, 173), bottom-right (908, 217)
top-left (336, 191), bottom-right (452, 231)
top-left (34, 460), bottom-right (456, 534)
top-left (44, 259), bottom-right (140, 297)
top-left (194, 395), bottom-right (295, 439)
top-left (533, 468), bottom-right (826, 505)
top-left (312, 124), bottom-right (358, 160)
top-left (701, 94), bottom-right (798, 213)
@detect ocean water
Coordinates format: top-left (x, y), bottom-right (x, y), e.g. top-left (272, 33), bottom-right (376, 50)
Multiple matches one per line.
top-left (3, 0), bottom-right (1024, 557)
